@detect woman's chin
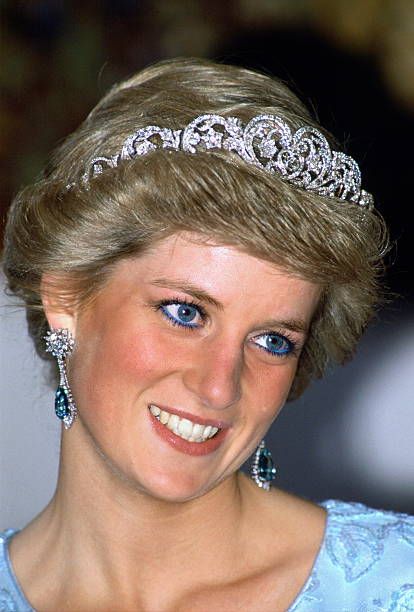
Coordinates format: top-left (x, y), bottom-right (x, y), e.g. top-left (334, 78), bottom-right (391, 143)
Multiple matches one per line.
top-left (142, 477), bottom-right (211, 504)
top-left (135, 467), bottom-right (227, 504)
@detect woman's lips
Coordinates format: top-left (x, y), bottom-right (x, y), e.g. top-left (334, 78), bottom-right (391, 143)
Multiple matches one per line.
top-left (149, 403), bottom-right (231, 429)
top-left (148, 406), bottom-right (230, 456)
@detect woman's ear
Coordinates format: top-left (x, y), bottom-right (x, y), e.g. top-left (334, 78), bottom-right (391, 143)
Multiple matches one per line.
top-left (41, 274), bottom-right (77, 336)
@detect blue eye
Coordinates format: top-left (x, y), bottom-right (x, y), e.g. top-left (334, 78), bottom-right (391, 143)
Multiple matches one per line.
top-left (253, 332), bottom-right (293, 357)
top-left (160, 301), bottom-right (203, 328)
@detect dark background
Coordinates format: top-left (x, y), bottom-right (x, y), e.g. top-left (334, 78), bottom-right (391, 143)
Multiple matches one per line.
top-left (1, 1), bottom-right (413, 516)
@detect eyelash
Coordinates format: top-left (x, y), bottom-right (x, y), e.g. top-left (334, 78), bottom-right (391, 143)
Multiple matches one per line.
top-left (153, 298), bottom-right (299, 358)
top-left (251, 330), bottom-right (299, 359)
top-left (154, 298), bottom-right (207, 331)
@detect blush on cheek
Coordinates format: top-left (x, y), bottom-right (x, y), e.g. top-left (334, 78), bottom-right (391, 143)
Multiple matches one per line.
top-left (116, 329), bottom-right (179, 381)
top-left (88, 327), bottom-right (182, 411)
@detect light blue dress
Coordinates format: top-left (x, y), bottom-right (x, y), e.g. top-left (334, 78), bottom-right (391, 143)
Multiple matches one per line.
top-left (1, 500), bottom-right (413, 611)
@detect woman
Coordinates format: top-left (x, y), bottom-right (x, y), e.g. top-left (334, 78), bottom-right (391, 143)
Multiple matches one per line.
top-left (1, 58), bottom-right (413, 612)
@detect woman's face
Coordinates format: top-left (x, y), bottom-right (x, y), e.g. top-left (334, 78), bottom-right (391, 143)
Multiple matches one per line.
top-left (56, 233), bottom-right (321, 501)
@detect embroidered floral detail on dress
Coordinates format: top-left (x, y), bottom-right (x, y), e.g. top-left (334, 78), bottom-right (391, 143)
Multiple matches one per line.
top-left (389, 584), bottom-right (414, 611)
top-left (289, 573), bottom-right (321, 611)
top-left (322, 501), bottom-right (414, 583)
top-left (401, 523), bottom-right (414, 547)
top-left (325, 523), bottom-right (384, 581)
top-left (0, 588), bottom-right (18, 612)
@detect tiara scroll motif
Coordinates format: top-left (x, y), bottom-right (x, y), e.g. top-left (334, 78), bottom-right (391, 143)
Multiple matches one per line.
top-left (82, 114), bottom-right (373, 208)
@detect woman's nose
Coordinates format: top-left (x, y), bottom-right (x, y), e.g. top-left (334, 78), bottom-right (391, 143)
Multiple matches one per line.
top-left (182, 338), bottom-right (243, 411)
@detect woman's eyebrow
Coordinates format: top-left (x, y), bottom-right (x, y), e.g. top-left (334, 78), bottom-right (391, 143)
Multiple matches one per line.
top-left (253, 318), bottom-right (309, 335)
top-left (150, 278), bottom-right (310, 334)
top-left (150, 278), bottom-right (224, 310)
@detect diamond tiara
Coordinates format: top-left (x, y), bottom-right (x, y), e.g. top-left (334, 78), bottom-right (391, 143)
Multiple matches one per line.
top-left (78, 114), bottom-right (373, 208)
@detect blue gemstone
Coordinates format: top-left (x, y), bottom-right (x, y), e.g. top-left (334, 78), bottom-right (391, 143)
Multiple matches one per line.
top-left (258, 447), bottom-right (276, 482)
top-left (55, 386), bottom-right (70, 420)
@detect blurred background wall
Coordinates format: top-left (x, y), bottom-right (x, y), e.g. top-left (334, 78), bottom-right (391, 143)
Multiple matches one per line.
top-left (1, 0), bottom-right (413, 530)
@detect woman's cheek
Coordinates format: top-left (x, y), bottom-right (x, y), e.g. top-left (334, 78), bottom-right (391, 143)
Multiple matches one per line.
top-left (114, 326), bottom-right (189, 381)
top-left (245, 352), bottom-right (298, 414)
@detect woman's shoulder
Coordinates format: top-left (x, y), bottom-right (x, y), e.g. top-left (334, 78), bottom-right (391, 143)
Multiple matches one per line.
top-left (290, 499), bottom-right (414, 611)
top-left (0, 529), bottom-right (34, 612)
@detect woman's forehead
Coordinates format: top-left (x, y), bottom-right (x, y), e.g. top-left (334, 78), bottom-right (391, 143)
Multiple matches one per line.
top-left (113, 232), bottom-right (322, 316)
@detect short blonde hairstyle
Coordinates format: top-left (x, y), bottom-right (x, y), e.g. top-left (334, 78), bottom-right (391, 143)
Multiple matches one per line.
top-left (3, 58), bottom-right (388, 399)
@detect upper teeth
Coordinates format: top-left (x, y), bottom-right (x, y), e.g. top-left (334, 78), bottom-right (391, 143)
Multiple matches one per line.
top-left (149, 405), bottom-right (219, 443)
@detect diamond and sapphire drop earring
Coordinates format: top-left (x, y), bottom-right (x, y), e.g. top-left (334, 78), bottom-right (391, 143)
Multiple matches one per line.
top-left (250, 440), bottom-right (277, 490)
top-left (44, 328), bottom-right (77, 429)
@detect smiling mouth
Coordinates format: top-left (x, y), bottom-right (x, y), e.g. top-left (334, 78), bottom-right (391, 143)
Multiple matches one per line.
top-left (149, 405), bottom-right (221, 443)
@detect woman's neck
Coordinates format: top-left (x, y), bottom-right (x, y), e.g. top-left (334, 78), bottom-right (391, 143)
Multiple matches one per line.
top-left (11, 429), bottom-right (265, 611)
top-left (8, 426), bottom-right (326, 612)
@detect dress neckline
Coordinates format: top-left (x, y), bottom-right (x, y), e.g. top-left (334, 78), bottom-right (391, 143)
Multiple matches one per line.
top-left (1, 528), bottom-right (34, 611)
top-left (1, 500), bottom-right (334, 612)
top-left (286, 499), bottom-right (331, 610)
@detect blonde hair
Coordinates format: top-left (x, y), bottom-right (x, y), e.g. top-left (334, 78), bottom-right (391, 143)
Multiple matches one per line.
top-left (3, 57), bottom-right (388, 399)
